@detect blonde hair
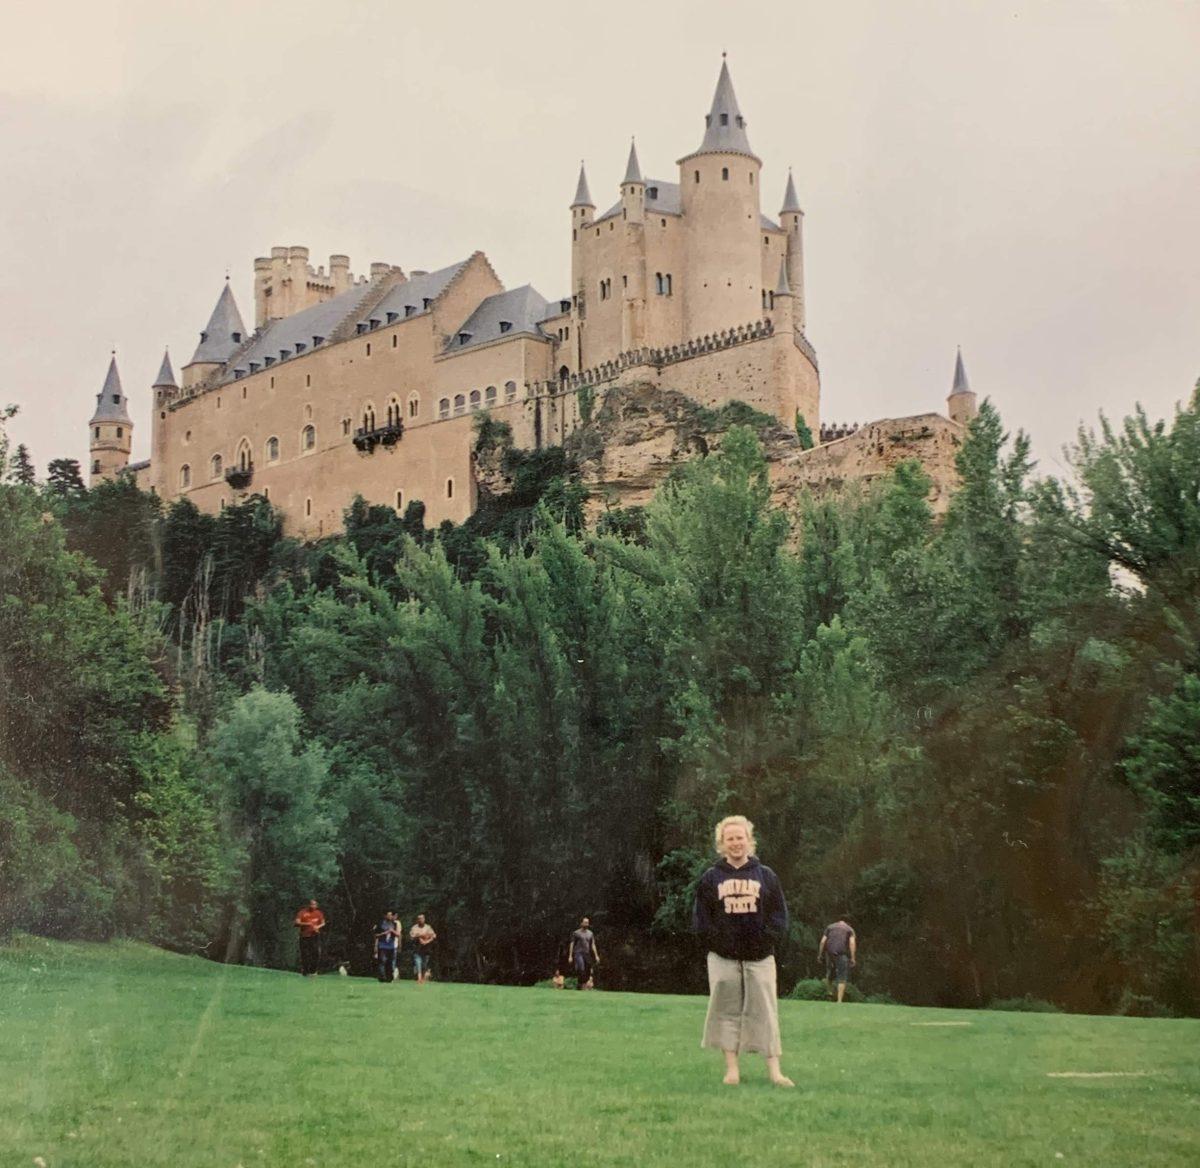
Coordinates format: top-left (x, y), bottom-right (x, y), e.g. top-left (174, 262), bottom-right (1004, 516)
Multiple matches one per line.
top-left (714, 815), bottom-right (757, 857)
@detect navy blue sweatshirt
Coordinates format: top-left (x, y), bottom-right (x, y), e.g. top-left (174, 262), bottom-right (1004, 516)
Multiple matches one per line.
top-left (692, 856), bottom-right (789, 962)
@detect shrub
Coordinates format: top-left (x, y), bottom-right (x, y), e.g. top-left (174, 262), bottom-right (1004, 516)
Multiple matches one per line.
top-left (1115, 989), bottom-right (1177, 1018)
top-left (990, 996), bottom-right (1062, 1013)
top-left (788, 977), bottom-right (864, 1003)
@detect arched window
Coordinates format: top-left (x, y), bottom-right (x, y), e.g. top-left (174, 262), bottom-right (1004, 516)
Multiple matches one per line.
top-left (302, 425), bottom-right (316, 451)
top-left (386, 396), bottom-right (400, 426)
top-left (469, 389), bottom-right (481, 410)
top-left (655, 273), bottom-right (663, 295)
top-left (558, 365), bottom-right (570, 385)
top-left (362, 403), bottom-right (376, 431)
top-left (722, 167), bottom-right (729, 181)
top-left (93, 426), bottom-right (100, 440)
top-left (210, 453), bottom-right (222, 479)
top-left (439, 398), bottom-right (450, 419)
top-left (91, 459), bottom-right (100, 474)
top-left (408, 393), bottom-right (420, 418)
top-left (485, 385), bottom-right (497, 406)
top-left (180, 464), bottom-right (191, 488)
top-left (504, 380), bottom-right (517, 402)
top-left (236, 440), bottom-right (251, 472)
top-left (266, 436), bottom-right (280, 462)
top-left (453, 394), bottom-right (466, 416)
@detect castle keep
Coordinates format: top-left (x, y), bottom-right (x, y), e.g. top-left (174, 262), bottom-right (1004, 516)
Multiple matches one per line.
top-left (88, 59), bottom-right (976, 535)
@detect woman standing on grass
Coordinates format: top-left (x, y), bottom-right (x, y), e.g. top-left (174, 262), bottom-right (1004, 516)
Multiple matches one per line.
top-left (692, 815), bottom-right (794, 1087)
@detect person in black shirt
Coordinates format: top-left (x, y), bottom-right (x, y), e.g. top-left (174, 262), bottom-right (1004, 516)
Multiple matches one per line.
top-left (693, 815), bottom-right (793, 1087)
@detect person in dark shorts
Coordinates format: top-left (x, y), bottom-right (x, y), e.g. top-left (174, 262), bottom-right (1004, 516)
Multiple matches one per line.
top-left (410, 914), bottom-right (436, 983)
top-left (568, 917), bottom-right (600, 989)
top-left (374, 911), bottom-right (401, 982)
top-left (293, 899), bottom-right (326, 976)
top-left (818, 916), bottom-right (857, 1002)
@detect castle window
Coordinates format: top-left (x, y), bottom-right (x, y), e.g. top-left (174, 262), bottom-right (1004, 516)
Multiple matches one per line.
top-left (694, 170), bottom-right (700, 183)
top-left (306, 374), bottom-right (311, 387)
top-left (92, 459), bottom-right (100, 474)
top-left (749, 172), bottom-right (754, 185)
top-left (387, 312), bottom-right (398, 324)
top-left (661, 218), bottom-right (666, 227)
top-left (469, 389), bottom-right (481, 410)
top-left (305, 404), bottom-right (313, 419)
top-left (302, 424), bottom-right (316, 451)
top-left (764, 236), bottom-right (769, 247)
top-left (93, 426), bottom-right (99, 440)
top-left (572, 229), bottom-right (576, 241)
top-left (242, 386), bottom-right (247, 399)
top-left (217, 397), bottom-right (222, 408)
top-left (233, 332), bottom-right (242, 343)
top-left (485, 385), bottom-right (497, 406)
top-left (423, 298), bottom-right (432, 309)
top-left (648, 186), bottom-right (658, 199)
top-left (395, 490), bottom-right (403, 511)
top-left (210, 454), bottom-right (222, 479)
top-left (720, 113), bottom-right (728, 126)
top-left (446, 478), bottom-right (454, 499)
top-left (295, 343), bottom-right (306, 354)
top-left (595, 228), bottom-right (600, 236)
top-left (363, 404), bottom-right (376, 431)
top-left (564, 327), bottom-right (570, 340)
top-left (184, 430), bottom-right (192, 444)
top-left (622, 275), bottom-right (627, 288)
top-left (342, 418), bottom-right (351, 435)
top-left (180, 464), bottom-right (191, 488)
top-left (722, 167), bottom-right (729, 181)
top-left (405, 306), bottom-right (416, 317)
top-left (305, 498), bottom-right (312, 517)
top-left (266, 436), bottom-right (280, 462)
top-left (117, 426), bottom-right (123, 438)
top-left (236, 440), bottom-right (251, 471)
top-left (408, 394), bottom-right (419, 418)
top-left (609, 222), bottom-right (613, 231)
top-left (453, 394), bottom-right (466, 416)
top-left (392, 334), bottom-right (398, 348)
top-left (387, 397), bottom-right (400, 426)
top-left (366, 343), bottom-right (372, 356)
top-left (112, 394), bottom-right (120, 405)
top-left (313, 335), bottom-right (324, 346)
top-left (655, 273), bottom-right (663, 295)
top-left (499, 321), bottom-right (512, 334)
top-left (439, 398), bottom-right (450, 419)
top-left (504, 380), bottom-right (517, 402)
top-left (769, 291), bottom-right (776, 309)
top-left (458, 333), bottom-right (471, 346)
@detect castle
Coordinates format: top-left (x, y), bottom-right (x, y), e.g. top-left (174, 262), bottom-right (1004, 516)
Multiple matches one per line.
top-left (88, 59), bottom-right (978, 536)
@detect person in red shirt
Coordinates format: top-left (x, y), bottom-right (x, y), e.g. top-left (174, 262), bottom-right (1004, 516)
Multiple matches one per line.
top-left (294, 899), bottom-right (326, 976)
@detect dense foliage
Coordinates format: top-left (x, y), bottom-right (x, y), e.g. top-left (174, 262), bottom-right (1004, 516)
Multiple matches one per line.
top-left (3, 388), bottom-right (1199, 1014)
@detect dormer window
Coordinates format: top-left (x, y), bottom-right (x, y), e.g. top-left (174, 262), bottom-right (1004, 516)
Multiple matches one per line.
top-left (234, 368), bottom-right (246, 378)
top-left (280, 350), bottom-right (290, 361)
top-left (499, 321), bottom-right (512, 334)
top-left (423, 298), bottom-right (432, 309)
top-left (294, 342), bottom-right (306, 354)
top-left (647, 186), bottom-right (658, 199)
top-left (369, 319), bottom-right (380, 330)
top-left (356, 323), bottom-right (366, 335)
top-left (720, 113), bottom-right (728, 125)
top-left (386, 312), bottom-right (398, 323)
top-left (232, 332), bottom-right (242, 343)
top-left (312, 336), bottom-right (324, 346)
top-left (112, 394), bottom-right (120, 404)
top-left (458, 332), bottom-right (472, 345)
top-left (264, 356), bottom-right (275, 367)
top-left (405, 305), bottom-right (416, 317)
top-left (249, 362), bottom-right (260, 373)
top-left (200, 331), bottom-right (209, 343)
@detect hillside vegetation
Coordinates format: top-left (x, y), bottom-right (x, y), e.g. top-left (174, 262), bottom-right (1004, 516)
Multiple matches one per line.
top-left (2, 389), bottom-right (1199, 1014)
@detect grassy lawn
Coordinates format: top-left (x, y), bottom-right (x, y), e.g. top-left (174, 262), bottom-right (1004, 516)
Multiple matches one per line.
top-left (2, 936), bottom-right (1198, 1168)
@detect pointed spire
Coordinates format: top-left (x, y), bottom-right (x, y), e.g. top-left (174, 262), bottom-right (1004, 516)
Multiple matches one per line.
top-left (688, 56), bottom-right (756, 159)
top-left (153, 348), bottom-right (177, 388)
top-left (571, 161), bottom-right (594, 208)
top-left (90, 353), bottom-right (133, 424)
top-left (950, 347), bottom-right (972, 395)
top-left (622, 139), bottom-right (643, 185)
top-left (781, 169), bottom-right (802, 214)
top-left (774, 256), bottom-right (792, 297)
top-left (189, 280), bottom-right (247, 366)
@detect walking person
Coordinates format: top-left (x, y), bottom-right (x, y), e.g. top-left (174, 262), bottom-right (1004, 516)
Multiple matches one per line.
top-left (410, 914), bottom-right (437, 984)
top-left (693, 815), bottom-right (793, 1087)
top-left (374, 910), bottom-right (402, 983)
top-left (293, 899), bottom-right (326, 977)
top-left (568, 917), bottom-right (600, 990)
top-left (818, 916), bottom-right (857, 1002)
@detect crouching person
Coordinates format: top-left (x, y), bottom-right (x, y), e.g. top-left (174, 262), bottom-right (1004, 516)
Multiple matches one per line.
top-left (692, 815), bottom-right (793, 1087)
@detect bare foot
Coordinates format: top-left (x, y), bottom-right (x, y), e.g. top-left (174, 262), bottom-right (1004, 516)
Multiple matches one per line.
top-left (770, 1075), bottom-right (795, 1088)
top-left (722, 1071), bottom-right (740, 1086)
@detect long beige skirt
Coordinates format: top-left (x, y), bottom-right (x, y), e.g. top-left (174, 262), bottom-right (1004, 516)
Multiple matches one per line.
top-left (701, 952), bottom-right (782, 1057)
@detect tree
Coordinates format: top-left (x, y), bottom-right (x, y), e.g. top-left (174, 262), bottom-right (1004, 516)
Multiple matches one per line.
top-left (46, 457), bottom-right (85, 497)
top-left (8, 443), bottom-right (35, 486)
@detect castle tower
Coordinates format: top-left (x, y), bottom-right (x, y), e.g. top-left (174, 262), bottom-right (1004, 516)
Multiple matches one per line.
top-left (182, 279), bottom-right (248, 390)
top-left (569, 162), bottom-right (595, 371)
top-left (678, 57), bottom-right (764, 339)
top-left (88, 353), bottom-right (133, 485)
top-left (619, 140), bottom-right (648, 350)
top-left (150, 349), bottom-right (177, 486)
top-left (780, 170), bottom-right (806, 330)
top-left (770, 255), bottom-right (794, 330)
top-left (947, 347), bottom-right (978, 426)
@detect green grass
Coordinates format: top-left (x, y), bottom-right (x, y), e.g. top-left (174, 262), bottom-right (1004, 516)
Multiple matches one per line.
top-left (2, 936), bottom-right (1198, 1167)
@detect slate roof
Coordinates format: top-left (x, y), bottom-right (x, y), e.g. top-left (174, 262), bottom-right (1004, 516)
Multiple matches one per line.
top-left (593, 177), bottom-right (781, 231)
top-left (189, 282), bottom-right (248, 365)
top-left (682, 58), bottom-right (757, 161)
top-left (622, 141), bottom-right (643, 185)
top-left (366, 259), bottom-right (473, 327)
top-left (444, 285), bottom-right (550, 354)
top-left (90, 355), bottom-right (132, 424)
top-left (572, 162), bottom-right (594, 207)
top-left (781, 170), bottom-right (802, 214)
top-left (153, 349), bottom-right (177, 388)
top-left (951, 348), bottom-right (972, 395)
top-left (775, 256), bottom-right (792, 297)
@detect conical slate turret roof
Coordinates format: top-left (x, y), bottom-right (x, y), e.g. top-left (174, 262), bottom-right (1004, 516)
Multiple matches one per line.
top-left (781, 170), bottom-right (802, 214)
top-left (622, 140), bottom-right (643, 185)
top-left (90, 354), bottom-right (132, 424)
top-left (685, 57), bottom-right (757, 160)
top-left (571, 162), bottom-right (594, 208)
top-left (950, 347), bottom-right (972, 395)
top-left (153, 349), bottom-right (177, 388)
top-left (189, 281), bottom-right (247, 366)
top-left (774, 256), bottom-right (792, 297)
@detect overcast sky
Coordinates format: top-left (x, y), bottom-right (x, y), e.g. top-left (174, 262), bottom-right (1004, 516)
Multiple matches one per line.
top-left (2, 0), bottom-right (1197, 481)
